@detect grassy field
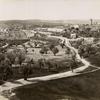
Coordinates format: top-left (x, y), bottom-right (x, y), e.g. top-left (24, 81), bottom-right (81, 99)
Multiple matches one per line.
top-left (11, 69), bottom-right (100, 100)
top-left (25, 43), bottom-right (68, 61)
top-left (87, 54), bottom-right (100, 67)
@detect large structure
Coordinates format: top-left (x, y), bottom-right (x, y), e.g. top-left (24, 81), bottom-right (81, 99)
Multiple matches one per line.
top-left (90, 19), bottom-right (93, 25)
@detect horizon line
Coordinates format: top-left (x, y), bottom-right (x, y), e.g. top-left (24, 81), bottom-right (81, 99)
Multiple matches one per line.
top-left (0, 18), bottom-right (100, 21)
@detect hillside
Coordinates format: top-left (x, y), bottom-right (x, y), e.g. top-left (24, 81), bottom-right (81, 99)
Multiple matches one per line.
top-left (0, 19), bottom-right (99, 26)
top-left (12, 69), bottom-right (100, 100)
top-left (0, 30), bottom-right (27, 40)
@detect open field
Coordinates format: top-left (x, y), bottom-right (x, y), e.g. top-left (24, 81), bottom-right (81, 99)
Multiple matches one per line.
top-left (26, 45), bottom-right (68, 61)
top-left (87, 54), bottom-right (100, 67)
top-left (11, 69), bottom-right (100, 100)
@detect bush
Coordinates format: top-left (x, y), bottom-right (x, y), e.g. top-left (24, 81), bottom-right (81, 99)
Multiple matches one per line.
top-left (39, 49), bottom-right (45, 54)
top-left (40, 46), bottom-right (48, 54)
top-left (52, 47), bottom-right (59, 56)
top-left (49, 44), bottom-right (55, 50)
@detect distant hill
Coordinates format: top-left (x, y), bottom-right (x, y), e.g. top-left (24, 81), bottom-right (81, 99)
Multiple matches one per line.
top-left (0, 20), bottom-right (65, 27)
top-left (0, 19), bottom-right (100, 25)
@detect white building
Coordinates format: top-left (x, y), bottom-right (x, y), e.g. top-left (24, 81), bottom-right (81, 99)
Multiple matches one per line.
top-left (47, 28), bottom-right (63, 32)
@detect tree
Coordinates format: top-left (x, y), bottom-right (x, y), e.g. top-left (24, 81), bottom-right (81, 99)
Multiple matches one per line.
top-left (26, 59), bottom-right (34, 75)
top-left (78, 45), bottom-right (85, 57)
top-left (6, 48), bottom-right (26, 69)
top-left (39, 49), bottom-right (45, 54)
top-left (0, 53), bottom-right (5, 62)
top-left (52, 47), bottom-right (59, 56)
top-left (34, 41), bottom-right (38, 48)
top-left (40, 46), bottom-right (48, 54)
top-left (14, 49), bottom-right (26, 73)
top-left (62, 29), bottom-right (70, 38)
top-left (42, 46), bottom-right (48, 54)
top-left (60, 43), bottom-right (65, 48)
top-left (2, 60), bottom-right (13, 80)
top-left (49, 44), bottom-right (55, 50)
top-left (69, 58), bottom-right (77, 72)
top-left (46, 60), bottom-right (53, 71)
top-left (18, 54), bottom-right (25, 66)
top-left (22, 64), bottom-right (29, 80)
top-left (22, 44), bottom-right (28, 53)
top-left (6, 51), bottom-right (16, 66)
top-left (65, 47), bottom-right (71, 54)
top-left (4, 57), bottom-right (11, 66)
top-left (60, 40), bottom-right (66, 48)
top-left (38, 58), bottom-right (46, 69)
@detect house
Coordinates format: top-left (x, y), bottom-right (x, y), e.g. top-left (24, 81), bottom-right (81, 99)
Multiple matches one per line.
top-left (71, 33), bottom-right (77, 39)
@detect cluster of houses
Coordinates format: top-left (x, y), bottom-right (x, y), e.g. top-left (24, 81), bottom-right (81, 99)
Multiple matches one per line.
top-left (0, 22), bottom-right (100, 40)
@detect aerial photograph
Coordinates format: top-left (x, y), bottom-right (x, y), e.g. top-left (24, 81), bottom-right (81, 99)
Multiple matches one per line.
top-left (0, 0), bottom-right (100, 100)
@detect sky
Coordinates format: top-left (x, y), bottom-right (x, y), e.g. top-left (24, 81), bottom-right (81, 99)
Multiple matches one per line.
top-left (0, 0), bottom-right (100, 20)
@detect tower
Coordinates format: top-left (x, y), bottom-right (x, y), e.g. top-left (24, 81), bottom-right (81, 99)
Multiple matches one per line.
top-left (90, 19), bottom-right (93, 25)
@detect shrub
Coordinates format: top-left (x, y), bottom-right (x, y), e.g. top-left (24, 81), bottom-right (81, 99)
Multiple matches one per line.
top-left (52, 47), bottom-right (59, 56)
